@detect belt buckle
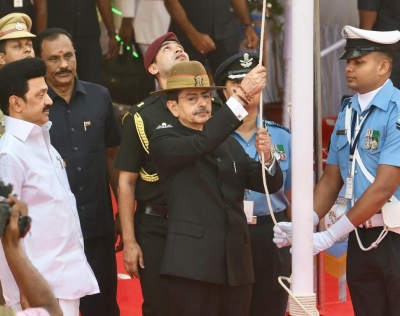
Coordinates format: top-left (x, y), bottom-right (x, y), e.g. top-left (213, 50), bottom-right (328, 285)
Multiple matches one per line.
top-left (363, 218), bottom-right (373, 229)
top-left (248, 216), bottom-right (257, 225)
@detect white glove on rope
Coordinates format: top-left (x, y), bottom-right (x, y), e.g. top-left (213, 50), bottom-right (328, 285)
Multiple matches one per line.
top-left (273, 211), bottom-right (320, 248)
top-left (313, 215), bottom-right (354, 255)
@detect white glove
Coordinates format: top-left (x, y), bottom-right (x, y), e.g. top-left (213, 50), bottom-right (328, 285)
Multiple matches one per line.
top-left (273, 211), bottom-right (320, 249)
top-left (313, 215), bottom-right (354, 255)
top-left (273, 222), bottom-right (292, 248)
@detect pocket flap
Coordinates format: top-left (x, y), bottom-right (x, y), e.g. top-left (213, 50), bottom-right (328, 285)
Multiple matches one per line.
top-left (169, 221), bottom-right (204, 238)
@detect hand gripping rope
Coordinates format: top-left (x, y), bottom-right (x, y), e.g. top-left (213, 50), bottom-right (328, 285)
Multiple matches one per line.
top-left (257, 1), bottom-right (318, 314)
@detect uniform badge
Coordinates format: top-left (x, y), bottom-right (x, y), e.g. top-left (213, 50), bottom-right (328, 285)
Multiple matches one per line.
top-left (240, 53), bottom-right (253, 68)
top-left (364, 129), bottom-right (371, 149)
top-left (137, 102), bottom-right (144, 108)
top-left (273, 144), bottom-right (286, 161)
top-left (15, 22), bottom-right (23, 31)
top-left (396, 116), bottom-right (400, 130)
top-left (370, 130), bottom-right (380, 151)
top-left (156, 122), bottom-right (173, 129)
top-left (194, 75), bottom-right (203, 87)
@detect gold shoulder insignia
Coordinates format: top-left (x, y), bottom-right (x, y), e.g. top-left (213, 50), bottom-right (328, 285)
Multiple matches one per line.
top-left (122, 112), bottom-right (133, 125)
top-left (134, 113), bottom-right (149, 154)
top-left (134, 113), bottom-right (159, 182)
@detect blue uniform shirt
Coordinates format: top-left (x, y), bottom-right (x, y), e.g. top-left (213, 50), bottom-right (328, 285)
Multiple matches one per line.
top-left (231, 116), bottom-right (291, 216)
top-left (327, 80), bottom-right (400, 203)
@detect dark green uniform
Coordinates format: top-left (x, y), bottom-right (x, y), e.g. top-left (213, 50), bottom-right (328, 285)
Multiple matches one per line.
top-left (114, 94), bottom-right (222, 316)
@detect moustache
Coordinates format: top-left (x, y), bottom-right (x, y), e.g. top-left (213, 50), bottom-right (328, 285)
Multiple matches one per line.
top-left (55, 69), bottom-right (73, 75)
top-left (193, 107), bottom-right (210, 115)
top-left (42, 106), bottom-right (51, 113)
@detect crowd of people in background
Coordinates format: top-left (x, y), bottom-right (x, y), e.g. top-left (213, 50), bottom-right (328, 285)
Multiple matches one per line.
top-left (0, 1), bottom-right (400, 316)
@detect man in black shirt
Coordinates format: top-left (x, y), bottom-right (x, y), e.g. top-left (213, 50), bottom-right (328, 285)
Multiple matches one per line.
top-left (114, 32), bottom-right (190, 316)
top-left (358, 0), bottom-right (400, 88)
top-left (34, 28), bottom-right (121, 316)
top-left (36, 0), bottom-right (118, 83)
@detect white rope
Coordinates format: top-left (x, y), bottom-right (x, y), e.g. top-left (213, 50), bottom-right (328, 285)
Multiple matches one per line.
top-left (256, 2), bottom-right (317, 315)
top-left (278, 276), bottom-right (320, 316)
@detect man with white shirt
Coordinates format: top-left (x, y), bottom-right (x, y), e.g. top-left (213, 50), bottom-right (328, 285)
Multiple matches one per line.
top-left (118, 0), bottom-right (170, 54)
top-left (0, 57), bottom-right (99, 316)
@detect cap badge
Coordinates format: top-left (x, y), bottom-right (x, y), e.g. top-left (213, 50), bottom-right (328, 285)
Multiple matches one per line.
top-left (240, 53), bottom-right (253, 68)
top-left (15, 22), bottom-right (23, 31)
top-left (194, 75), bottom-right (203, 87)
top-left (343, 29), bottom-right (348, 39)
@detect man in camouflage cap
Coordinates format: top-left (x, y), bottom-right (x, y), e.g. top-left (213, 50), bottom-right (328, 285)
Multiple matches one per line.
top-left (0, 12), bottom-right (36, 137)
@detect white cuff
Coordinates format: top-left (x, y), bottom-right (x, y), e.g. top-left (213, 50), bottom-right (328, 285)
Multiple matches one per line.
top-left (263, 158), bottom-right (277, 176)
top-left (226, 97), bottom-right (248, 121)
top-left (328, 215), bottom-right (354, 241)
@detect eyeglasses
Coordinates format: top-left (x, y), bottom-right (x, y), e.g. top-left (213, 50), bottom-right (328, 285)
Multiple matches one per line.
top-left (178, 92), bottom-right (212, 105)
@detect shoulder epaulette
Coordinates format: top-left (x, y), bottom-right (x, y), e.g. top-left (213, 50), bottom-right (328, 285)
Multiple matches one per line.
top-left (340, 96), bottom-right (352, 112)
top-left (265, 121), bottom-right (290, 133)
top-left (129, 95), bottom-right (160, 115)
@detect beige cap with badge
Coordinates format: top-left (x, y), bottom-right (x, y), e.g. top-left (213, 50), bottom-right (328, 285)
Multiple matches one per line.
top-left (0, 12), bottom-right (36, 41)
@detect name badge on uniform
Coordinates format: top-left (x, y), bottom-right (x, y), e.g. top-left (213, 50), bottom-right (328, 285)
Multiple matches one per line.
top-left (14, 0), bottom-right (23, 7)
top-left (344, 177), bottom-right (353, 200)
top-left (244, 200), bottom-right (255, 224)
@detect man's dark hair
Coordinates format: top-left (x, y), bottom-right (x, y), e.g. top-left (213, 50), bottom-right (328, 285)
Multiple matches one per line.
top-left (166, 90), bottom-right (181, 102)
top-left (34, 28), bottom-right (74, 58)
top-left (0, 57), bottom-right (46, 115)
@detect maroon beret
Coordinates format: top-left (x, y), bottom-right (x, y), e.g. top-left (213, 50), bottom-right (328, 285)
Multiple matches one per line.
top-left (144, 32), bottom-right (179, 75)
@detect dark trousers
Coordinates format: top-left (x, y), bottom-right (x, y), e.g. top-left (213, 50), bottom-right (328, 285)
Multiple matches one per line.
top-left (135, 211), bottom-right (170, 316)
top-left (391, 52), bottom-right (400, 90)
top-left (248, 213), bottom-right (291, 316)
top-left (168, 276), bottom-right (252, 316)
top-left (179, 35), bottom-right (238, 75)
top-left (80, 233), bottom-right (120, 316)
top-left (73, 37), bottom-right (103, 84)
top-left (347, 228), bottom-right (400, 316)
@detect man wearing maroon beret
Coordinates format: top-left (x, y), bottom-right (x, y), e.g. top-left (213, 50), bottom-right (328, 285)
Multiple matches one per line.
top-left (115, 32), bottom-right (223, 316)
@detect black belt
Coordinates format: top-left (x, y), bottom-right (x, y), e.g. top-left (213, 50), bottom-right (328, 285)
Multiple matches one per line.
top-left (249, 211), bottom-right (286, 225)
top-left (137, 202), bottom-right (168, 218)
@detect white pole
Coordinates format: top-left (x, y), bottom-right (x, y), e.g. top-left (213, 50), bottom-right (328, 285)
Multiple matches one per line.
top-left (290, 0), bottom-right (315, 313)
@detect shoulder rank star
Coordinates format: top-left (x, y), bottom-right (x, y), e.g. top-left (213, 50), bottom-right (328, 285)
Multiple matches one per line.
top-left (240, 53), bottom-right (253, 68)
top-left (156, 122), bottom-right (173, 129)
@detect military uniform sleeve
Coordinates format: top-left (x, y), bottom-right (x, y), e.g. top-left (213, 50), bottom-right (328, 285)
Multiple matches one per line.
top-left (114, 113), bottom-right (145, 172)
top-left (150, 105), bottom-right (242, 173)
top-left (378, 104), bottom-right (400, 167)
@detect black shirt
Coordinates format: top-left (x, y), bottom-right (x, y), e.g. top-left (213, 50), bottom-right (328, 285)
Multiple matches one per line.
top-left (358, 0), bottom-right (400, 32)
top-left (169, 0), bottom-right (236, 41)
top-left (48, 80), bottom-right (121, 239)
top-left (47, 0), bottom-right (100, 37)
top-left (115, 95), bottom-right (177, 205)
